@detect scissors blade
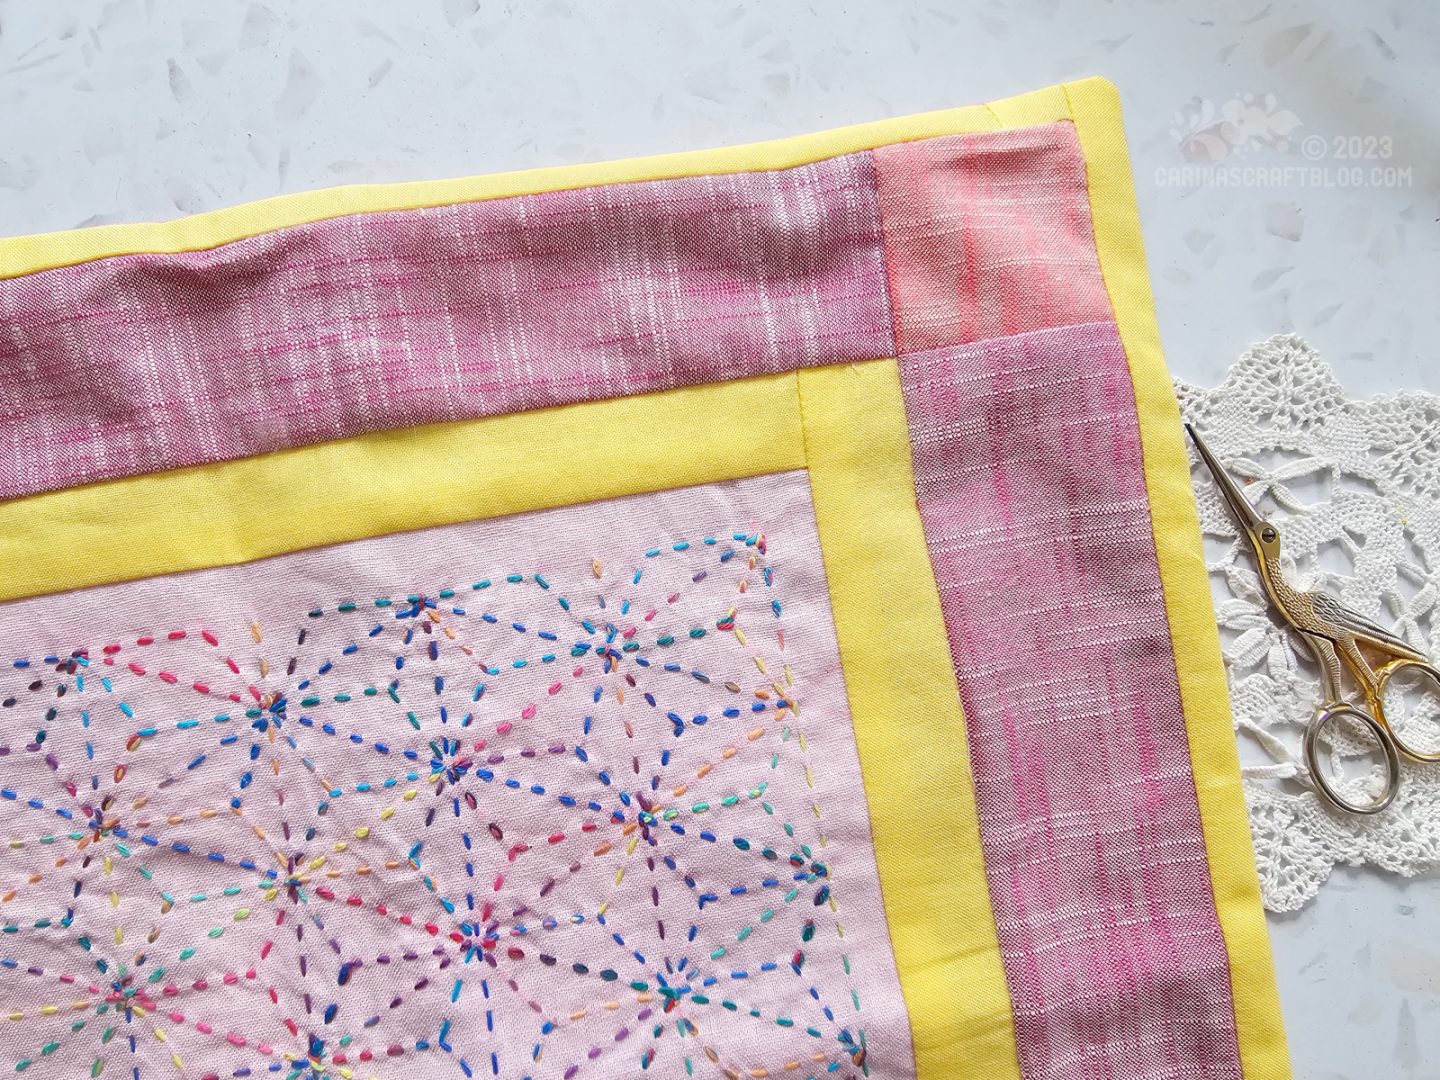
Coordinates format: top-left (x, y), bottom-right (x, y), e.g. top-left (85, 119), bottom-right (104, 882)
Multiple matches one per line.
top-left (1185, 424), bottom-right (1267, 538)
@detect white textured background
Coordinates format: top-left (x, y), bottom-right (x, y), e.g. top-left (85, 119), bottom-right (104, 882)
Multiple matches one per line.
top-left (1, 2), bottom-right (1437, 1075)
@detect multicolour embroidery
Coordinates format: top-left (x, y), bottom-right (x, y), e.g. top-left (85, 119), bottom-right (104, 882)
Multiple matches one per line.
top-left (0, 83), bottom-right (1292, 1080)
top-left (0, 529), bottom-right (872, 1080)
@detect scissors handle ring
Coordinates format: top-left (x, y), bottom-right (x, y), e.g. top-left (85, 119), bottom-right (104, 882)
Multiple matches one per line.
top-left (1372, 658), bottom-right (1440, 763)
top-left (1303, 701), bottom-right (1401, 816)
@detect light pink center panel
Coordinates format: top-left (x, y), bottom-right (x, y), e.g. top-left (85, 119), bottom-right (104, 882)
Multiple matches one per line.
top-left (0, 472), bottom-right (912, 1080)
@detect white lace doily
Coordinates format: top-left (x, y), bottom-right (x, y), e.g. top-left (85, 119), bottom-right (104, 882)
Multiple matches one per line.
top-left (1176, 335), bottom-right (1440, 912)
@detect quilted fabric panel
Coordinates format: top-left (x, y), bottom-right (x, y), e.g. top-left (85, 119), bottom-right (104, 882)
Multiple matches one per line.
top-left (0, 80), bottom-right (1290, 1080)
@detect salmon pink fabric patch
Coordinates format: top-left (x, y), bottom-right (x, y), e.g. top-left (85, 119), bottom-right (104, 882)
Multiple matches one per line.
top-left (873, 123), bottom-right (1113, 351)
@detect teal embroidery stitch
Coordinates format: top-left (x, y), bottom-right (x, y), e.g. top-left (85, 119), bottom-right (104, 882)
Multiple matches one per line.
top-left (0, 515), bottom-right (876, 1080)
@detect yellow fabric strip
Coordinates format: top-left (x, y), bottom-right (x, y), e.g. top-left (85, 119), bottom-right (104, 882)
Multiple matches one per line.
top-left (1065, 77), bottom-right (1293, 1079)
top-left (0, 95), bottom-right (1069, 281)
top-left (796, 361), bottom-right (1022, 1080)
top-left (0, 374), bottom-right (803, 602)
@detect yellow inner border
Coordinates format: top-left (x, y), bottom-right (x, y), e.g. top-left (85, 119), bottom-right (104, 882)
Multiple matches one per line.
top-left (0, 76), bottom-right (1289, 1079)
top-left (0, 374), bottom-right (805, 602)
top-left (797, 362), bottom-right (1021, 1078)
top-left (0, 361), bottom-right (1025, 1079)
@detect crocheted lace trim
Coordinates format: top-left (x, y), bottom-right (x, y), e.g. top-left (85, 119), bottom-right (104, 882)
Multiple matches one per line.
top-left (1177, 335), bottom-right (1440, 911)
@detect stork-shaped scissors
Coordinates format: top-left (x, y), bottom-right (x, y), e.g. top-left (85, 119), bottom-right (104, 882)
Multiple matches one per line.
top-left (1187, 424), bottom-right (1440, 814)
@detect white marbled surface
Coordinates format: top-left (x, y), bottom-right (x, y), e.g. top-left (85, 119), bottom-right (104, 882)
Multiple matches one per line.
top-left (0, 1), bottom-right (1436, 1076)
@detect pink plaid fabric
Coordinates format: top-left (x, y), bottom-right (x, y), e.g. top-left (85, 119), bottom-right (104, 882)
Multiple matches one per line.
top-left (899, 321), bottom-right (1241, 1080)
top-left (873, 124), bottom-right (1113, 352)
top-left (0, 155), bottom-right (891, 499)
top-left (2, 122), bottom-right (1125, 503)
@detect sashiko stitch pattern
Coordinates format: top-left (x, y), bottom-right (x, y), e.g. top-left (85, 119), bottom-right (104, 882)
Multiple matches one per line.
top-left (0, 84), bottom-right (1291, 1080)
top-left (0, 480), bottom-right (902, 1080)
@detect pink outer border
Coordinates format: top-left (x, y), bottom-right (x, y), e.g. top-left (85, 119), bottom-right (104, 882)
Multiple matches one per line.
top-left (0, 153), bottom-right (892, 499)
top-left (899, 321), bottom-right (1241, 1080)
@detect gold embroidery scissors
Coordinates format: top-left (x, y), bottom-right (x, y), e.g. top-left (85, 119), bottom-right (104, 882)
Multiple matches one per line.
top-left (1187, 425), bottom-right (1440, 814)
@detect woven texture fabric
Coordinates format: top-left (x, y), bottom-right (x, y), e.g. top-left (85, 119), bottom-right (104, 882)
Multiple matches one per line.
top-left (872, 123), bottom-right (1113, 354)
top-left (0, 471), bottom-right (912, 1079)
top-left (0, 121), bottom-right (1119, 504)
top-left (900, 321), bottom-right (1242, 1080)
top-left (0, 155), bottom-right (892, 500)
